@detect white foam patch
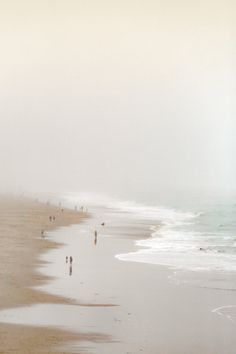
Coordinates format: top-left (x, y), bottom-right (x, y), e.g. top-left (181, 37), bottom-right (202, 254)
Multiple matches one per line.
top-left (61, 193), bottom-right (236, 272)
top-left (212, 305), bottom-right (236, 323)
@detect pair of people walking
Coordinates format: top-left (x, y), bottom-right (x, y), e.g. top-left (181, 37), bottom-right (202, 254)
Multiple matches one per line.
top-left (66, 256), bottom-right (73, 276)
top-left (66, 256), bottom-right (73, 264)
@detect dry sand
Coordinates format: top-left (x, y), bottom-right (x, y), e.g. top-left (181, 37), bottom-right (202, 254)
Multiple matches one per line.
top-left (0, 196), bottom-right (104, 354)
top-left (1, 196), bottom-right (236, 354)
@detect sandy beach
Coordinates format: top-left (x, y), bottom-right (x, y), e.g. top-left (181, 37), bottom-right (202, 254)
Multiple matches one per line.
top-left (1, 0), bottom-right (234, 352)
top-left (0, 196), bottom-right (90, 354)
top-left (0, 197), bottom-right (236, 354)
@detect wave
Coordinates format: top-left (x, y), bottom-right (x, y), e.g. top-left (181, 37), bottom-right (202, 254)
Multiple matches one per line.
top-left (62, 192), bottom-right (236, 272)
top-left (63, 192), bottom-right (198, 222)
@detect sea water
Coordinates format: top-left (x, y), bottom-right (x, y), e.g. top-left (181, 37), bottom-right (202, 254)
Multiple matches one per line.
top-left (0, 192), bottom-right (235, 349)
top-left (63, 193), bottom-right (236, 273)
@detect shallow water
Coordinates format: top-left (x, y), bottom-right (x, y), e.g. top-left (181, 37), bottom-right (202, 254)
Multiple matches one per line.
top-left (42, 193), bottom-right (236, 273)
top-left (0, 208), bottom-right (161, 353)
top-left (0, 204), bottom-right (236, 354)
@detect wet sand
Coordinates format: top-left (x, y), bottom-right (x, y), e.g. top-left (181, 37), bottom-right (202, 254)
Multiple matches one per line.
top-left (0, 196), bottom-right (98, 354)
top-left (0, 198), bottom-right (236, 354)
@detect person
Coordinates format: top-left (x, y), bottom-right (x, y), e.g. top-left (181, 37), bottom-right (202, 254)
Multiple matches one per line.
top-left (66, 256), bottom-right (68, 263)
top-left (49, 216), bottom-right (52, 222)
top-left (69, 264), bottom-right (72, 276)
top-left (69, 256), bottom-right (73, 264)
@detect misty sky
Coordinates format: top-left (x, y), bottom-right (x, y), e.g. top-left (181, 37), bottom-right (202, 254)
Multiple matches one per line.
top-left (0, 0), bottom-right (235, 200)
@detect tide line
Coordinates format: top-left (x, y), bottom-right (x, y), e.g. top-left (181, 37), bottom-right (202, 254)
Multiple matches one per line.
top-left (212, 305), bottom-right (236, 323)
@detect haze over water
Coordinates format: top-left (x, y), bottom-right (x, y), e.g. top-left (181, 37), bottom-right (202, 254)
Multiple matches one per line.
top-left (0, 0), bottom-right (235, 202)
top-left (0, 5), bottom-right (235, 352)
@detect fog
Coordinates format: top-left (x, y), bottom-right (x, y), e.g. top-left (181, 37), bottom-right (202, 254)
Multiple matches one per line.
top-left (0, 0), bottom-right (235, 202)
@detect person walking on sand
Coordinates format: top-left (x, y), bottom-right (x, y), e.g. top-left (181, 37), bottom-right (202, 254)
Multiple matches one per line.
top-left (69, 264), bottom-right (72, 276)
top-left (69, 256), bottom-right (73, 264)
top-left (94, 233), bottom-right (97, 245)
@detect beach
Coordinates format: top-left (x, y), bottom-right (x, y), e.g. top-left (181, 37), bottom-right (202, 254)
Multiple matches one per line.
top-left (0, 196), bottom-right (89, 354)
top-left (1, 0), bottom-right (234, 352)
top-left (0, 197), bottom-right (236, 354)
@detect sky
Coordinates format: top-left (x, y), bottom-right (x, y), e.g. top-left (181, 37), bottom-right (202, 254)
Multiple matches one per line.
top-left (0, 0), bottom-right (235, 202)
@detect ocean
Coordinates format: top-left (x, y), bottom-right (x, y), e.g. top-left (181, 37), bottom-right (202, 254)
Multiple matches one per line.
top-left (0, 192), bottom-right (235, 353)
top-left (63, 192), bottom-right (236, 273)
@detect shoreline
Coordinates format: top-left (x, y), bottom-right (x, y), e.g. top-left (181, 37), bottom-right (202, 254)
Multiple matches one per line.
top-left (1, 197), bottom-right (236, 353)
top-left (0, 196), bottom-right (90, 354)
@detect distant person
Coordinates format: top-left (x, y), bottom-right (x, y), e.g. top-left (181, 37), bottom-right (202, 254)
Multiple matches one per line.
top-left (94, 233), bottom-right (97, 246)
top-left (66, 256), bottom-right (68, 263)
top-left (53, 216), bottom-right (56, 221)
top-left (49, 216), bottom-right (52, 222)
top-left (61, 208), bottom-right (64, 213)
top-left (95, 230), bottom-right (97, 237)
top-left (69, 256), bottom-right (73, 264)
top-left (69, 264), bottom-right (72, 276)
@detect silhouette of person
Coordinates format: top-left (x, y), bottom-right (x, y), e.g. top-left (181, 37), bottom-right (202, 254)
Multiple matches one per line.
top-left (69, 256), bottom-right (73, 264)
